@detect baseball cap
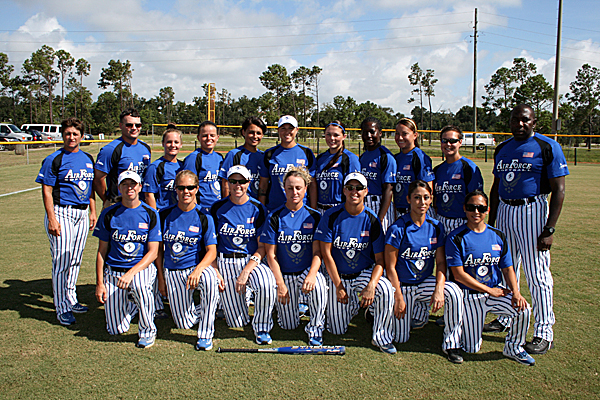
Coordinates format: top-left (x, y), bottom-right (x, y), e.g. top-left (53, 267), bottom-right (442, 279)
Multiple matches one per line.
top-left (343, 172), bottom-right (368, 188)
top-left (118, 170), bottom-right (142, 185)
top-left (277, 115), bottom-right (298, 128)
top-left (227, 165), bottom-right (251, 180)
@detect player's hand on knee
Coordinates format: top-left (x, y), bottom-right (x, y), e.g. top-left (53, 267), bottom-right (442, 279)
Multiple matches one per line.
top-left (301, 274), bottom-right (317, 294)
top-left (216, 271), bottom-right (225, 292)
top-left (96, 283), bottom-right (107, 304)
top-left (511, 292), bottom-right (528, 311)
top-left (488, 287), bottom-right (508, 297)
top-left (277, 283), bottom-right (290, 304)
top-left (186, 270), bottom-right (201, 290)
top-left (359, 285), bottom-right (375, 308)
top-left (117, 273), bottom-right (133, 289)
top-left (393, 296), bottom-right (406, 319)
top-left (336, 285), bottom-right (349, 304)
top-left (430, 292), bottom-right (444, 313)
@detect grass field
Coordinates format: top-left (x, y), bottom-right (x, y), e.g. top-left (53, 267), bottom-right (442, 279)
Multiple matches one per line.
top-left (0, 146), bottom-right (599, 399)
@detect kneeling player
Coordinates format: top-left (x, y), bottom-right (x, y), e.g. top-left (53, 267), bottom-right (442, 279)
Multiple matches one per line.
top-left (446, 190), bottom-right (534, 366)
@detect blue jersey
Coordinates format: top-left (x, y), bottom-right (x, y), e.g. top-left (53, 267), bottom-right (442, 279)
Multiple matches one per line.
top-left (183, 149), bottom-right (224, 209)
top-left (210, 197), bottom-right (267, 255)
top-left (93, 202), bottom-right (162, 269)
top-left (385, 213), bottom-right (445, 285)
top-left (219, 146), bottom-right (264, 199)
top-left (393, 148), bottom-right (434, 209)
top-left (314, 205), bottom-right (384, 275)
top-left (260, 205), bottom-right (321, 274)
top-left (315, 149), bottom-right (360, 205)
top-left (36, 148), bottom-right (95, 206)
top-left (159, 204), bottom-right (218, 270)
top-left (445, 225), bottom-right (512, 290)
top-left (258, 144), bottom-right (316, 211)
top-left (142, 157), bottom-right (183, 210)
top-left (493, 133), bottom-right (569, 199)
top-left (433, 157), bottom-right (483, 219)
top-left (95, 138), bottom-right (151, 201)
top-left (359, 146), bottom-right (396, 196)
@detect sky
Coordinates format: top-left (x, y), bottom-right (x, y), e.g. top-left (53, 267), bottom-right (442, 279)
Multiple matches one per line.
top-left (1, 0), bottom-right (599, 119)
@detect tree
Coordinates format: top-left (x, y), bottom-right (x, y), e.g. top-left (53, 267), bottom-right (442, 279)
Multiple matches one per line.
top-left (513, 74), bottom-right (554, 115)
top-left (511, 57), bottom-right (537, 87)
top-left (482, 67), bottom-right (515, 114)
top-left (566, 64), bottom-right (600, 146)
top-left (29, 45), bottom-right (59, 123)
top-left (259, 64), bottom-right (291, 116)
top-left (291, 66), bottom-right (311, 126)
top-left (75, 58), bottom-right (90, 119)
top-left (98, 59), bottom-right (133, 111)
top-left (309, 66), bottom-right (323, 127)
top-left (408, 63), bottom-right (425, 132)
top-left (422, 68), bottom-right (437, 135)
top-left (0, 53), bottom-right (14, 95)
top-left (56, 49), bottom-right (74, 119)
top-left (158, 86), bottom-right (175, 122)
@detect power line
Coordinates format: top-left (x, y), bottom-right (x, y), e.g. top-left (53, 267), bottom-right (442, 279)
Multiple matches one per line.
top-left (478, 39), bottom-right (599, 64)
top-left (484, 31), bottom-right (600, 55)
top-left (480, 11), bottom-right (600, 34)
top-left (484, 22), bottom-right (584, 42)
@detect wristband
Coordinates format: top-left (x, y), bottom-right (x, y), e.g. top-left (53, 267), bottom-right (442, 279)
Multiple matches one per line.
top-left (250, 255), bottom-right (261, 264)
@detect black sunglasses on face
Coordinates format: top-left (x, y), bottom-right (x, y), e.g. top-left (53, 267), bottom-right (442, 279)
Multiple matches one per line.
top-left (465, 204), bottom-right (488, 213)
top-left (228, 178), bottom-right (249, 185)
top-left (344, 184), bottom-right (366, 192)
top-left (176, 185), bottom-right (197, 191)
top-left (125, 123), bottom-right (143, 128)
top-left (441, 138), bottom-right (461, 144)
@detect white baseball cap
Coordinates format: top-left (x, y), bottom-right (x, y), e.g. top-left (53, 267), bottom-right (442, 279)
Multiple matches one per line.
top-left (343, 172), bottom-right (368, 188)
top-left (227, 165), bottom-right (251, 180)
top-left (118, 170), bottom-right (142, 185)
top-left (277, 115), bottom-right (298, 128)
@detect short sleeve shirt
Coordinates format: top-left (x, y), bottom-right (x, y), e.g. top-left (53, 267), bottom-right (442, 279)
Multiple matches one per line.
top-left (359, 146), bottom-right (396, 196)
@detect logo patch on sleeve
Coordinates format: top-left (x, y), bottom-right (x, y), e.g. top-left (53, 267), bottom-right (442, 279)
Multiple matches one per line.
top-left (452, 174), bottom-right (461, 180)
top-left (523, 152), bottom-right (534, 158)
top-left (247, 217), bottom-right (254, 223)
top-left (361, 231), bottom-right (369, 237)
top-left (139, 222), bottom-right (148, 229)
top-left (492, 244), bottom-right (501, 251)
top-left (189, 226), bottom-right (199, 233)
top-left (303, 223), bottom-right (313, 229)
top-left (430, 237), bottom-right (437, 244)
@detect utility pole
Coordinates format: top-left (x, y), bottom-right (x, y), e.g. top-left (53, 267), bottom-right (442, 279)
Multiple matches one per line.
top-left (552, 0), bottom-right (563, 141)
top-left (472, 8), bottom-right (478, 153)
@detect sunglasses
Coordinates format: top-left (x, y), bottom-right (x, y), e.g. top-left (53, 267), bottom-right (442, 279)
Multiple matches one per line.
top-left (228, 178), bottom-right (249, 185)
top-left (465, 204), bottom-right (488, 213)
top-left (441, 138), bottom-right (461, 144)
top-left (344, 184), bottom-right (366, 192)
top-left (176, 185), bottom-right (197, 191)
top-left (125, 123), bottom-right (143, 128)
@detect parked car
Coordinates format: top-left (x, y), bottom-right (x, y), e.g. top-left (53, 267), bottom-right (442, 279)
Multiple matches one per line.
top-left (20, 124), bottom-right (62, 140)
top-left (0, 136), bottom-right (19, 151)
top-left (81, 133), bottom-right (94, 146)
top-left (463, 133), bottom-right (496, 150)
top-left (0, 123), bottom-right (33, 141)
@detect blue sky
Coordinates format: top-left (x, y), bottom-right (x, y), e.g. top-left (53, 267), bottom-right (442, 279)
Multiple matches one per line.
top-left (1, 0), bottom-right (599, 119)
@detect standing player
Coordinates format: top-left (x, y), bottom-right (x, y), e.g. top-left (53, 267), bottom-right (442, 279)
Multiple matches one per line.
top-left (315, 120), bottom-right (360, 214)
top-left (260, 166), bottom-right (327, 345)
top-left (93, 108), bottom-right (151, 209)
top-left (211, 165), bottom-right (277, 344)
top-left (486, 104), bottom-right (568, 355)
top-left (383, 180), bottom-right (464, 363)
top-left (446, 190), bottom-right (534, 366)
top-left (183, 121), bottom-right (224, 212)
top-left (315, 172), bottom-right (395, 353)
top-left (433, 125), bottom-right (484, 234)
top-left (393, 118), bottom-right (434, 219)
top-left (258, 115), bottom-right (317, 211)
top-left (359, 117), bottom-right (396, 232)
top-left (219, 116), bottom-right (266, 200)
top-left (156, 170), bottom-right (222, 351)
top-left (36, 117), bottom-right (97, 326)
top-left (143, 128), bottom-right (183, 210)
top-left (94, 171), bottom-right (161, 348)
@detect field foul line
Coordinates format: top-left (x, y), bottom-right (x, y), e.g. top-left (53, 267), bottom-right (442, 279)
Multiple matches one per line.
top-left (0, 187), bottom-right (40, 197)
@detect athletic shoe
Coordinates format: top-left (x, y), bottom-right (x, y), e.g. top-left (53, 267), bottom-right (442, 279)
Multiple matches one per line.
top-left (71, 303), bottom-right (89, 313)
top-left (372, 340), bottom-right (397, 354)
top-left (434, 316), bottom-right (445, 327)
top-left (483, 318), bottom-right (508, 333)
top-left (154, 309), bottom-right (169, 320)
top-left (255, 331), bottom-right (272, 345)
top-left (444, 348), bottom-right (464, 364)
top-left (136, 336), bottom-right (156, 349)
top-left (299, 303), bottom-right (309, 317)
top-left (309, 337), bottom-right (323, 346)
top-left (411, 319), bottom-right (428, 330)
top-left (57, 311), bottom-right (76, 326)
top-left (195, 338), bottom-right (213, 351)
top-left (524, 337), bottom-right (554, 354)
top-left (364, 309), bottom-right (374, 325)
top-left (503, 350), bottom-right (535, 366)
top-left (215, 309), bottom-right (226, 320)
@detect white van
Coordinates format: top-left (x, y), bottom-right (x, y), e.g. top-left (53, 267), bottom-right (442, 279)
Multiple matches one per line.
top-left (0, 123), bottom-right (33, 141)
top-left (21, 124), bottom-right (62, 140)
top-left (464, 133), bottom-right (496, 150)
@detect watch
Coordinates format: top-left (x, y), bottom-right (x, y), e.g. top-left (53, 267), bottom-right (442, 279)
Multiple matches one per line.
top-left (543, 226), bottom-right (556, 235)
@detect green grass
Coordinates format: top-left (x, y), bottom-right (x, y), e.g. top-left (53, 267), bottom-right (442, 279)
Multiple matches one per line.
top-left (0, 151), bottom-right (599, 399)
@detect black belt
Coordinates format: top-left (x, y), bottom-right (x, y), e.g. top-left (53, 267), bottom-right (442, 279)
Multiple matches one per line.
top-left (369, 195), bottom-right (380, 202)
top-left (500, 196), bottom-right (538, 206)
top-left (339, 272), bottom-right (361, 280)
top-left (396, 207), bottom-right (409, 214)
top-left (466, 289), bottom-right (482, 295)
top-left (57, 203), bottom-right (88, 210)
top-left (317, 203), bottom-right (336, 210)
top-left (282, 270), bottom-right (305, 276)
top-left (401, 282), bottom-right (419, 287)
top-left (439, 214), bottom-right (461, 220)
top-left (222, 253), bottom-right (248, 259)
top-left (109, 266), bottom-right (130, 273)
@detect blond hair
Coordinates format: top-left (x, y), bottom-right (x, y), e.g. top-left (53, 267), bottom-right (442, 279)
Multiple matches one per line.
top-left (284, 166), bottom-right (312, 187)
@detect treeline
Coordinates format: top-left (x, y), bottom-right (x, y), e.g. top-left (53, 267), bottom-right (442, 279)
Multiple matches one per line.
top-left (0, 46), bottom-right (599, 145)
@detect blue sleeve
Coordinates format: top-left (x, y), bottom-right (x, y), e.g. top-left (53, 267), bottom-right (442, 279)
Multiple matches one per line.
top-left (142, 162), bottom-right (159, 194)
top-left (468, 164), bottom-right (484, 192)
top-left (498, 234), bottom-right (513, 269)
top-left (445, 234), bottom-right (463, 268)
top-left (93, 209), bottom-right (111, 242)
top-left (148, 209), bottom-right (162, 242)
top-left (307, 148), bottom-right (317, 177)
top-left (203, 213), bottom-right (218, 247)
top-left (182, 153), bottom-right (197, 175)
top-left (547, 140), bottom-right (570, 178)
top-left (349, 153), bottom-right (361, 173)
top-left (259, 213), bottom-right (277, 245)
top-left (385, 223), bottom-right (402, 248)
top-left (417, 153), bottom-right (435, 182)
top-left (258, 152), bottom-right (269, 178)
top-left (314, 213), bottom-right (332, 243)
top-left (219, 150), bottom-right (235, 180)
top-left (36, 154), bottom-right (57, 186)
top-left (94, 144), bottom-right (112, 174)
top-left (435, 222), bottom-right (445, 250)
top-left (383, 152), bottom-right (397, 184)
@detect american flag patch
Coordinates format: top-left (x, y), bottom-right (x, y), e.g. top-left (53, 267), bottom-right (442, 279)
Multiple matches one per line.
top-left (189, 226), bottom-right (199, 233)
top-left (403, 164), bottom-right (411, 170)
top-left (361, 231), bottom-right (369, 237)
top-left (247, 217), bottom-right (254, 223)
top-left (523, 152), bottom-right (534, 158)
top-left (296, 159), bottom-right (305, 165)
top-left (430, 237), bottom-right (437, 244)
top-left (452, 174), bottom-right (461, 180)
top-left (492, 244), bottom-right (501, 251)
top-left (139, 222), bottom-right (148, 229)
top-left (86, 163), bottom-right (93, 168)
top-left (303, 223), bottom-right (313, 229)
top-left (369, 162), bottom-right (377, 168)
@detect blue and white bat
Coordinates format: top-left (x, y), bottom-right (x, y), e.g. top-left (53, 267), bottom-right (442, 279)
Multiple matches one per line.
top-left (216, 345), bottom-right (345, 355)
